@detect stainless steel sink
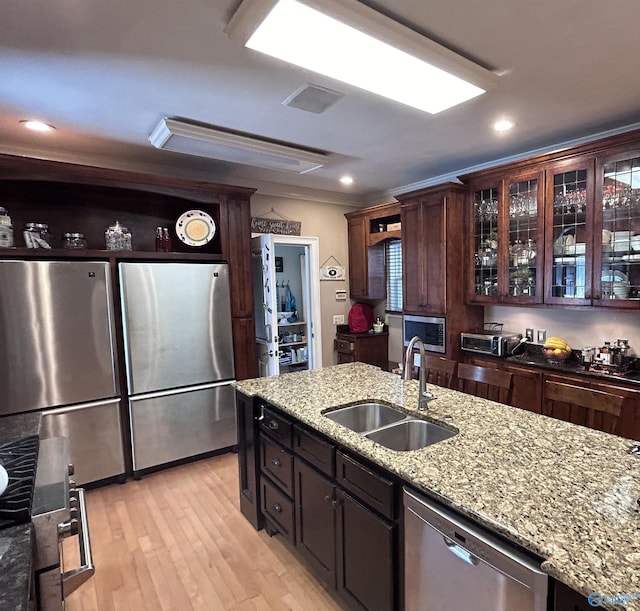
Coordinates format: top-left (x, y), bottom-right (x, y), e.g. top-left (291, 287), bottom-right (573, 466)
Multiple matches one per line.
top-left (324, 402), bottom-right (407, 433)
top-left (365, 419), bottom-right (456, 451)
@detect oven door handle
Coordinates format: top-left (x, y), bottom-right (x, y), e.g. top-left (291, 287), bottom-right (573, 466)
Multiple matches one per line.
top-left (62, 488), bottom-right (95, 598)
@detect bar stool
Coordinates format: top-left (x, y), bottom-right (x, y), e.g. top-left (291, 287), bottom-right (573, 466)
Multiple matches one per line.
top-left (457, 363), bottom-right (513, 404)
top-left (544, 381), bottom-right (625, 434)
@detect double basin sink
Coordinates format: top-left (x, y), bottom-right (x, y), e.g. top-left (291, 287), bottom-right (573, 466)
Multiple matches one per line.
top-left (323, 402), bottom-right (456, 451)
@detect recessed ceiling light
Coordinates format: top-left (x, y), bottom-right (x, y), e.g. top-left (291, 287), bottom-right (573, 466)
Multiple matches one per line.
top-left (494, 119), bottom-right (515, 132)
top-left (226, 0), bottom-right (498, 114)
top-left (340, 175), bottom-right (354, 185)
top-left (20, 120), bottom-right (55, 132)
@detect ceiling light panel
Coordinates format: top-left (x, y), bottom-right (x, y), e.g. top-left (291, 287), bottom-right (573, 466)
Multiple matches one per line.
top-left (226, 0), bottom-right (498, 114)
top-left (149, 118), bottom-right (329, 173)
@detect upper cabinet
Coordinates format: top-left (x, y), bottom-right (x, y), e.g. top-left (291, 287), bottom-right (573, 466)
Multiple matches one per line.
top-left (467, 168), bottom-right (544, 304)
top-left (543, 157), bottom-right (595, 306)
top-left (345, 203), bottom-right (400, 300)
top-left (463, 129), bottom-right (640, 310)
top-left (593, 149), bottom-right (640, 307)
top-left (396, 183), bottom-right (483, 359)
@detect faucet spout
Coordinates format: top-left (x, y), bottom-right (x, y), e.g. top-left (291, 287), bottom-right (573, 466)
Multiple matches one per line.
top-left (403, 336), bottom-right (436, 411)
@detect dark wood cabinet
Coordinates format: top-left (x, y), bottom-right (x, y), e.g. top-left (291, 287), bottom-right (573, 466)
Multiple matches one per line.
top-left (554, 580), bottom-right (593, 611)
top-left (334, 327), bottom-right (389, 370)
top-left (294, 457), bottom-right (337, 585)
top-left (396, 183), bottom-right (483, 360)
top-left (336, 489), bottom-right (395, 611)
top-left (236, 392), bottom-right (261, 530)
top-left (240, 398), bottom-right (398, 611)
top-left (462, 128), bottom-right (640, 310)
top-left (345, 203), bottom-right (400, 301)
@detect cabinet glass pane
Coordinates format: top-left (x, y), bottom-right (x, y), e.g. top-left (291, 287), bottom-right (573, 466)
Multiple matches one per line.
top-left (551, 170), bottom-right (588, 298)
top-left (601, 156), bottom-right (640, 300)
top-left (508, 179), bottom-right (538, 297)
top-left (473, 188), bottom-right (498, 296)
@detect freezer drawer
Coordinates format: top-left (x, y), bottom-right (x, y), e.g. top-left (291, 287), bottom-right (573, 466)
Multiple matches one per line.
top-left (129, 382), bottom-right (236, 471)
top-left (0, 260), bottom-right (118, 414)
top-left (119, 262), bottom-right (235, 394)
top-left (41, 399), bottom-right (125, 485)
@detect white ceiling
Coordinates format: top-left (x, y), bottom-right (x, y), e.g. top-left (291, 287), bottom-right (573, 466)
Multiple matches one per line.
top-left (1, 0), bottom-right (640, 204)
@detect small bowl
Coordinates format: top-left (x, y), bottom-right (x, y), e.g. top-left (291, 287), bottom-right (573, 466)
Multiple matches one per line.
top-left (543, 348), bottom-right (571, 365)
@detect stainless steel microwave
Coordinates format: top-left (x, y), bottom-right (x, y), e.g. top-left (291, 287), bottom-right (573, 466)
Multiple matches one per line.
top-left (402, 315), bottom-right (445, 353)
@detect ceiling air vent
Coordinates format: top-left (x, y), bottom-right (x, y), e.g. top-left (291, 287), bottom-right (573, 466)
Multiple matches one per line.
top-left (282, 83), bottom-right (344, 114)
top-left (148, 118), bottom-right (329, 173)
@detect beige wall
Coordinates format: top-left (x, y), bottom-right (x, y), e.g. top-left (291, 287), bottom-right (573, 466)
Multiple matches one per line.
top-left (250, 193), bottom-right (360, 366)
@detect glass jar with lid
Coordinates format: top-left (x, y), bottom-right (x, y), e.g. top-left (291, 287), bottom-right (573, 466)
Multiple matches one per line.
top-left (0, 207), bottom-right (14, 248)
top-left (63, 232), bottom-right (88, 249)
top-left (24, 222), bottom-right (53, 248)
top-left (105, 221), bottom-right (132, 251)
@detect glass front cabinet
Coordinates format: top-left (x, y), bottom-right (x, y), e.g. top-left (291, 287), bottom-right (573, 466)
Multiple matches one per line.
top-left (466, 141), bottom-right (640, 310)
top-left (543, 158), bottom-right (595, 305)
top-left (594, 150), bottom-right (640, 306)
top-left (469, 169), bottom-right (544, 304)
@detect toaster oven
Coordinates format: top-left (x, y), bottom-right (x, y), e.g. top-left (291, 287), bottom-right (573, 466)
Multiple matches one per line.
top-left (460, 331), bottom-right (523, 357)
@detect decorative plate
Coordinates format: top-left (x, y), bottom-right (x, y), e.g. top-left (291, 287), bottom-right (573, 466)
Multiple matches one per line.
top-left (175, 210), bottom-right (216, 247)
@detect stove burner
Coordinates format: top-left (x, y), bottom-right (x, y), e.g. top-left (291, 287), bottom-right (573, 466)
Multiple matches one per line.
top-left (0, 435), bottom-right (39, 529)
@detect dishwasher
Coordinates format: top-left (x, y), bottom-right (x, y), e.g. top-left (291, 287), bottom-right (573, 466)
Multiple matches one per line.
top-left (403, 487), bottom-right (548, 611)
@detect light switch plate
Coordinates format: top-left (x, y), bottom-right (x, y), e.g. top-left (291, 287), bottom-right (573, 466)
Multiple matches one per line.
top-left (536, 329), bottom-right (547, 344)
top-left (333, 314), bottom-right (344, 325)
top-left (525, 328), bottom-right (534, 342)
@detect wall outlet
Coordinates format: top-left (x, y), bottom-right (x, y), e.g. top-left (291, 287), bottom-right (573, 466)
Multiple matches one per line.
top-left (333, 314), bottom-right (345, 325)
top-left (525, 328), bottom-right (534, 342)
top-left (536, 329), bottom-right (547, 344)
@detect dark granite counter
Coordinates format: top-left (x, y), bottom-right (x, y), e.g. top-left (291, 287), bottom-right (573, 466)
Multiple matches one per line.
top-left (0, 412), bottom-right (41, 611)
top-left (0, 523), bottom-right (33, 610)
top-left (0, 412), bottom-right (41, 446)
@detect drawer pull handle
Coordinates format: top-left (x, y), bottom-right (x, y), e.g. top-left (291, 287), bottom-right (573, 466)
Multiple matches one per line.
top-left (271, 458), bottom-right (281, 468)
top-left (273, 503), bottom-right (282, 513)
top-left (268, 420), bottom-right (279, 430)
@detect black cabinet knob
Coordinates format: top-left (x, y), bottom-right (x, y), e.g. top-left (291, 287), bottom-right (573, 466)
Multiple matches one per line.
top-left (273, 503), bottom-right (282, 513)
top-left (271, 458), bottom-right (281, 468)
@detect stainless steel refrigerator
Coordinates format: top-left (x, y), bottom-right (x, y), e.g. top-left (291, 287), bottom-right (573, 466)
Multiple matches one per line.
top-left (0, 259), bottom-right (125, 485)
top-left (119, 262), bottom-right (236, 473)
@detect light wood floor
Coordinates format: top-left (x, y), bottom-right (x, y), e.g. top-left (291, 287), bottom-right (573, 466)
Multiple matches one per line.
top-left (65, 453), bottom-right (347, 611)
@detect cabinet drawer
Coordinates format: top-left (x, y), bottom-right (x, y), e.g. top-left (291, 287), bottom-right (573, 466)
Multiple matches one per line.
top-left (336, 451), bottom-right (395, 520)
top-left (294, 425), bottom-right (335, 477)
top-left (260, 475), bottom-right (295, 545)
top-left (259, 404), bottom-right (293, 448)
top-left (260, 433), bottom-right (294, 496)
top-left (334, 338), bottom-right (355, 354)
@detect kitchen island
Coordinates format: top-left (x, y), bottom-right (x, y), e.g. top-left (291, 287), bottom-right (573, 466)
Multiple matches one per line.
top-left (235, 362), bottom-right (640, 611)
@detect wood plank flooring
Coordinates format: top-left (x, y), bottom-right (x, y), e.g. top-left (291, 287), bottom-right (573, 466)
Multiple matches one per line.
top-left (65, 453), bottom-right (347, 611)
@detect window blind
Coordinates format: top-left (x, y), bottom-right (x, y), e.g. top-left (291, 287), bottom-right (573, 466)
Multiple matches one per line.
top-left (385, 239), bottom-right (402, 312)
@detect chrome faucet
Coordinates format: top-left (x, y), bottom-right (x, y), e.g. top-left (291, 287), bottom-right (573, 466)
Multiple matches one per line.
top-left (403, 336), bottom-right (436, 411)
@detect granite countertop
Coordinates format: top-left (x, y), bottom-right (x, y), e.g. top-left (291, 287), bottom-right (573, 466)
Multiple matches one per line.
top-left (0, 524), bottom-right (33, 610)
top-left (0, 412), bottom-right (41, 611)
top-left (236, 362), bottom-right (640, 611)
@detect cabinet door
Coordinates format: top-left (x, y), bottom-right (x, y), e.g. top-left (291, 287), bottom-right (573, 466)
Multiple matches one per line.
top-left (469, 182), bottom-right (501, 303)
top-left (401, 197), bottom-right (445, 314)
top-left (401, 201), bottom-right (424, 312)
top-left (236, 392), bottom-right (261, 530)
top-left (294, 457), bottom-right (337, 586)
top-left (594, 150), bottom-right (640, 308)
top-left (347, 216), bottom-right (385, 300)
top-left (503, 170), bottom-right (545, 304)
top-left (544, 158), bottom-right (595, 305)
top-left (554, 580), bottom-right (593, 611)
top-left (336, 489), bottom-right (395, 611)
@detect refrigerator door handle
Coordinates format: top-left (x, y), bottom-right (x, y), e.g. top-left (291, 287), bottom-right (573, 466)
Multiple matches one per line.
top-left (130, 380), bottom-right (235, 401)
